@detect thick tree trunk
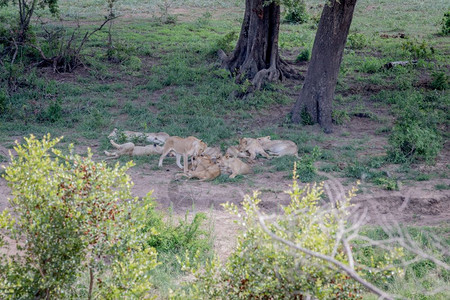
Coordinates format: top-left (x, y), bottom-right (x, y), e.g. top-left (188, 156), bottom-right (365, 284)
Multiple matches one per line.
top-left (291, 0), bottom-right (358, 133)
top-left (219, 0), bottom-right (296, 91)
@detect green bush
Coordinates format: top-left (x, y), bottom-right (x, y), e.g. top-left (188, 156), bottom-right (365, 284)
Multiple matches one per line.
top-left (125, 55), bottom-right (142, 71)
top-left (0, 88), bottom-right (7, 114)
top-left (388, 122), bottom-right (442, 164)
top-left (0, 135), bottom-right (158, 299)
top-left (296, 48), bottom-right (310, 62)
top-left (441, 11), bottom-right (450, 35)
top-left (332, 109), bottom-right (351, 125)
top-left (297, 146), bottom-right (321, 182)
top-left (283, 0), bottom-right (308, 24)
top-left (347, 33), bottom-right (368, 50)
top-left (401, 39), bottom-right (434, 59)
top-left (430, 71), bottom-right (448, 90)
top-left (387, 92), bottom-right (444, 163)
top-left (178, 169), bottom-right (366, 299)
top-left (177, 169), bottom-right (410, 299)
top-left (360, 57), bottom-right (381, 73)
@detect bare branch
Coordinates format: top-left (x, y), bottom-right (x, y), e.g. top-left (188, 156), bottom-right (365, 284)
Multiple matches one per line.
top-left (257, 213), bottom-right (396, 300)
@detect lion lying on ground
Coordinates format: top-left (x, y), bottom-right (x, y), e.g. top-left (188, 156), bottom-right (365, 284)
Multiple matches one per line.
top-left (225, 146), bottom-right (249, 159)
top-left (180, 155), bottom-right (221, 181)
top-left (104, 140), bottom-right (163, 158)
top-left (158, 136), bottom-right (207, 173)
top-left (256, 136), bottom-right (299, 158)
top-left (238, 137), bottom-right (271, 160)
top-left (203, 146), bottom-right (222, 162)
top-left (108, 128), bottom-right (170, 145)
top-left (219, 154), bottom-right (252, 178)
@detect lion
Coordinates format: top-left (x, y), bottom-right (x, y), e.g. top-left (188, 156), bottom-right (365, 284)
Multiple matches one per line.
top-left (104, 140), bottom-right (163, 158)
top-left (145, 132), bottom-right (170, 145)
top-left (256, 136), bottom-right (299, 158)
top-left (158, 136), bottom-right (207, 173)
top-left (238, 137), bottom-right (271, 160)
top-left (225, 145), bottom-right (249, 159)
top-left (203, 146), bottom-right (222, 162)
top-left (108, 128), bottom-right (170, 145)
top-left (181, 155), bottom-right (221, 181)
top-left (219, 154), bottom-right (252, 178)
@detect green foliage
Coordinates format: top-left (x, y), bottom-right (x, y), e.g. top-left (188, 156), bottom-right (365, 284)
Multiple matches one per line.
top-left (372, 176), bottom-right (398, 190)
top-left (332, 109), bottom-right (350, 125)
top-left (0, 88), bottom-right (7, 114)
top-left (360, 57), bottom-right (381, 73)
top-left (44, 98), bottom-right (62, 123)
top-left (178, 170), bottom-right (366, 299)
top-left (345, 160), bottom-right (370, 179)
top-left (387, 91), bottom-right (444, 164)
top-left (297, 146), bottom-right (321, 182)
top-left (435, 183), bottom-right (450, 190)
top-left (0, 134), bottom-right (158, 299)
top-left (124, 55), bottom-right (142, 72)
top-left (401, 39), bottom-right (435, 59)
top-left (196, 11), bottom-right (212, 27)
top-left (430, 71), bottom-right (448, 90)
top-left (283, 0), bottom-right (308, 24)
top-left (354, 226), bottom-right (450, 299)
top-left (215, 31), bottom-right (237, 53)
top-left (300, 107), bottom-right (314, 125)
top-left (441, 11), bottom-right (450, 35)
top-left (347, 33), bottom-right (368, 50)
top-left (145, 210), bottom-right (211, 259)
top-left (296, 48), bottom-right (310, 62)
top-left (388, 122), bottom-right (442, 164)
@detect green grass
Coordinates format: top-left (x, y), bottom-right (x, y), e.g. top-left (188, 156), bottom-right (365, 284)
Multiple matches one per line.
top-left (0, 0), bottom-right (449, 298)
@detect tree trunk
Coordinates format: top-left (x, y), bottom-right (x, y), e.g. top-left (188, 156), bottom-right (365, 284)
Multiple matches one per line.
top-left (291, 0), bottom-right (358, 133)
top-left (219, 0), bottom-right (297, 91)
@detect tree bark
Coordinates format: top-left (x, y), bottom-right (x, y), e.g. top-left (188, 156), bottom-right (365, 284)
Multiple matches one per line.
top-left (219, 0), bottom-right (297, 91)
top-left (291, 0), bottom-right (358, 133)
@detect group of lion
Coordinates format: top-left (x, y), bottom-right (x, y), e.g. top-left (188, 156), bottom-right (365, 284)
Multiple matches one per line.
top-left (105, 128), bottom-right (299, 181)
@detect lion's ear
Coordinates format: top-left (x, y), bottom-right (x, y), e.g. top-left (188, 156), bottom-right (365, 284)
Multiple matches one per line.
top-left (266, 136), bottom-right (271, 140)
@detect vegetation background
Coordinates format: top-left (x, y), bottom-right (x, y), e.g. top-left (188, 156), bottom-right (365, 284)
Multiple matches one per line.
top-left (0, 0), bottom-right (449, 298)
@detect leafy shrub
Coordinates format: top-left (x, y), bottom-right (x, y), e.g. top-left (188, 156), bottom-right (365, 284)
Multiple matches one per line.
top-left (430, 71), bottom-right (448, 90)
top-left (283, 0), bottom-right (308, 24)
top-left (332, 109), bottom-right (351, 125)
top-left (297, 146), bottom-right (321, 182)
top-left (124, 55), bottom-right (142, 71)
top-left (0, 135), bottom-right (158, 299)
top-left (441, 11), bottom-right (450, 35)
top-left (373, 176), bottom-right (398, 190)
top-left (360, 57), bottom-right (381, 73)
top-left (347, 33), bottom-right (368, 50)
top-left (0, 88), bottom-right (7, 114)
top-left (388, 122), bottom-right (442, 164)
top-left (45, 98), bottom-right (62, 122)
top-left (296, 48), bottom-right (310, 62)
top-left (345, 160), bottom-right (370, 179)
top-left (387, 92), bottom-right (444, 163)
top-left (178, 169), bottom-right (377, 299)
top-left (401, 39), bottom-right (434, 59)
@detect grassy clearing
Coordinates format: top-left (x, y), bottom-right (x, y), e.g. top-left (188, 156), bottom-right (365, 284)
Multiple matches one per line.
top-left (0, 0), bottom-right (448, 187)
top-left (0, 1), bottom-right (449, 295)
